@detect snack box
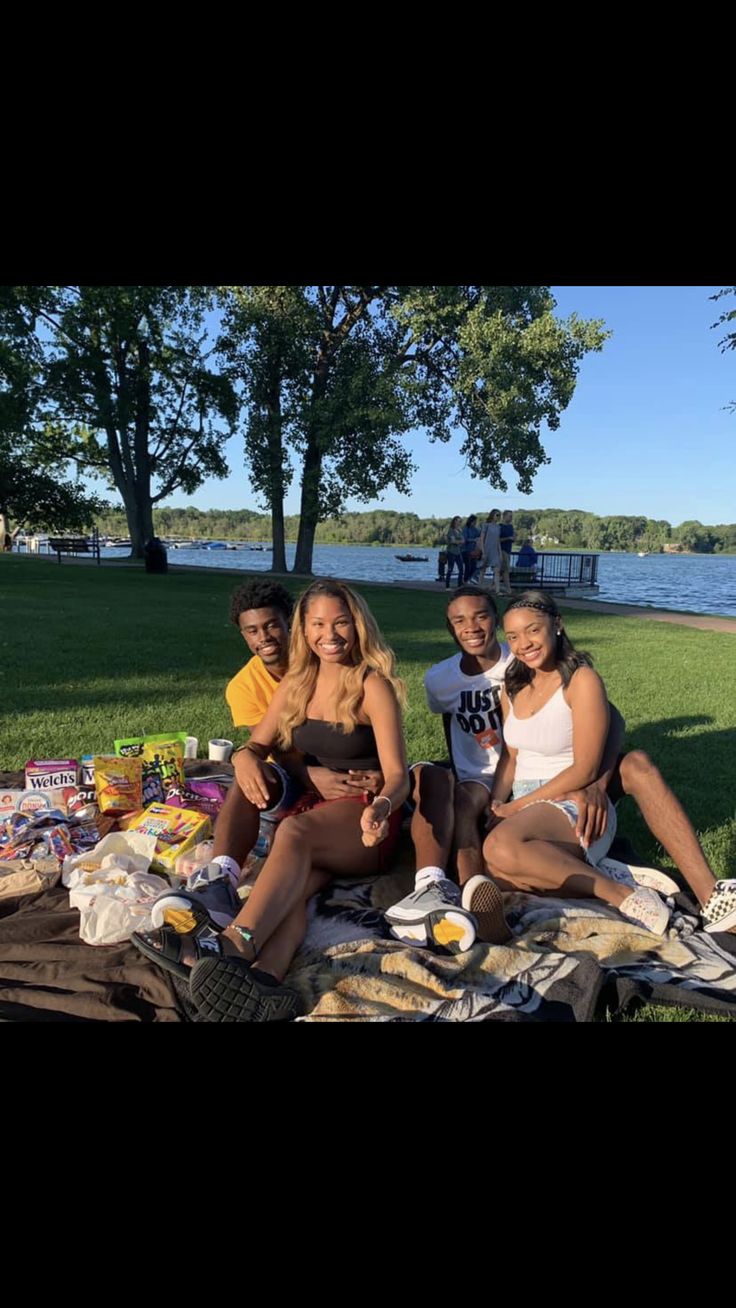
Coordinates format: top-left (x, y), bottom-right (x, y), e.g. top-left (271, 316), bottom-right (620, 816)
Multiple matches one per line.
top-left (2, 787), bottom-right (90, 819)
top-left (0, 790), bottom-right (24, 819)
top-left (125, 803), bottom-right (211, 874)
top-left (25, 759), bottom-right (79, 790)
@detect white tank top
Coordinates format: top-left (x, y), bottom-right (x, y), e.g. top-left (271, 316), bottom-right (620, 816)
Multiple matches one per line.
top-left (504, 684), bottom-right (573, 781)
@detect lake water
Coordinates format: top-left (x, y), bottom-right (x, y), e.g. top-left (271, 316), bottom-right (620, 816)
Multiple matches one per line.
top-left (97, 544), bottom-right (736, 617)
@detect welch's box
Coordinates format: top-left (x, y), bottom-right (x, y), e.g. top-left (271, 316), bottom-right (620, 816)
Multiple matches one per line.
top-left (25, 759), bottom-right (79, 790)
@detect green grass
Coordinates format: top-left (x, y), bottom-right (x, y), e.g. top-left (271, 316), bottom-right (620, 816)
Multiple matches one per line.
top-left (3, 554), bottom-right (735, 1022)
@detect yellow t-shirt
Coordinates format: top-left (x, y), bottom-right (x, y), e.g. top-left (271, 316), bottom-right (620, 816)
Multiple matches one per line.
top-left (226, 655), bottom-right (281, 729)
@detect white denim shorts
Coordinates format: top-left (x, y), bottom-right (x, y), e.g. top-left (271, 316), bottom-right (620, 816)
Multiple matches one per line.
top-left (512, 779), bottom-right (617, 867)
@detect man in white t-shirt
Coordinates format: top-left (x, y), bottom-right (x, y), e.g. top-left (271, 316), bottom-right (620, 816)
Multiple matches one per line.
top-left (386, 585), bottom-right (512, 950)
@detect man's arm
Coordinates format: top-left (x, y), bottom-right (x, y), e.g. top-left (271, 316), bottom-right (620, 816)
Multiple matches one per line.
top-left (560, 701), bottom-right (626, 846)
top-left (283, 753), bottom-right (383, 801)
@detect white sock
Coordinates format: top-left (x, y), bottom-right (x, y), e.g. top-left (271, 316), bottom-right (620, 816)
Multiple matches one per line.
top-left (211, 854), bottom-right (241, 886)
top-left (415, 866), bottom-right (446, 888)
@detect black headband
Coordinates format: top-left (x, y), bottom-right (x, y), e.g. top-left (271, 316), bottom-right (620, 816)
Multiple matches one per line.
top-left (504, 598), bottom-right (558, 616)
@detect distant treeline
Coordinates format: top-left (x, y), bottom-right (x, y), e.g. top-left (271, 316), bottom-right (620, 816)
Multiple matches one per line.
top-left (94, 506), bottom-right (736, 554)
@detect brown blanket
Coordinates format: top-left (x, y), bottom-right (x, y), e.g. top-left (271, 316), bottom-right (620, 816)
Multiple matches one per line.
top-left (0, 885), bottom-right (182, 1022)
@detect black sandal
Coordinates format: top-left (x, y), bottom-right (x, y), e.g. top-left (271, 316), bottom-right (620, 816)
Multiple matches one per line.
top-left (131, 926), bottom-right (225, 980)
top-left (190, 955), bottom-right (301, 1023)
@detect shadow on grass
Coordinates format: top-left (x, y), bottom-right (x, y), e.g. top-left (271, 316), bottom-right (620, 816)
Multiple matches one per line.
top-left (618, 714), bottom-right (736, 841)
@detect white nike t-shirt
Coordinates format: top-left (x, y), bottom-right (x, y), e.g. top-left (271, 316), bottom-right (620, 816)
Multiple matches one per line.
top-left (424, 644), bottom-right (512, 785)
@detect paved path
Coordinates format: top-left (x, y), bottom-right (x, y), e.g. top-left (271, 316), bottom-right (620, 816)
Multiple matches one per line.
top-left (167, 566), bottom-right (736, 632)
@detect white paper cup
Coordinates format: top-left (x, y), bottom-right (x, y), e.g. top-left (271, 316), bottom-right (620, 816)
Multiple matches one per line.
top-left (208, 738), bottom-right (234, 762)
top-left (184, 736), bottom-right (198, 759)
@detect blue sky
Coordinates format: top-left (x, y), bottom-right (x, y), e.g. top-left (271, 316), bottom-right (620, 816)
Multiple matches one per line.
top-left (162, 286), bottom-right (735, 527)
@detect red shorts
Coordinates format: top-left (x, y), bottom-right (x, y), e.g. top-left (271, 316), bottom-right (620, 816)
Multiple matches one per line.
top-left (276, 789), bottom-right (404, 873)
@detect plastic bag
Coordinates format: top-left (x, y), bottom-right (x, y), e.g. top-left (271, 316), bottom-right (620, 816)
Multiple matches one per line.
top-left (76, 868), bottom-right (170, 945)
top-left (62, 830), bottom-right (158, 886)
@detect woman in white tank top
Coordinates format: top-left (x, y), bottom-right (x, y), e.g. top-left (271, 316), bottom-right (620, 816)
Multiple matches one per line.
top-left (476, 592), bottom-right (671, 935)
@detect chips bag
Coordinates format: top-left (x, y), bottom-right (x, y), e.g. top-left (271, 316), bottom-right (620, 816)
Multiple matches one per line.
top-left (94, 756), bottom-right (143, 814)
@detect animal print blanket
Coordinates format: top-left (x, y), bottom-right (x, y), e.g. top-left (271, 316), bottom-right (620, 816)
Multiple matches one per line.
top-left (1, 764), bottom-right (734, 1022)
top-left (285, 863), bottom-right (736, 1022)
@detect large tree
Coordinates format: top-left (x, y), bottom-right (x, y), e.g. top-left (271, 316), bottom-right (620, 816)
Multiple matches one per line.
top-left (217, 287), bottom-right (312, 572)
top-left (7, 286), bottom-right (238, 556)
top-left (0, 289), bottom-right (106, 543)
top-left (221, 286), bottom-right (609, 575)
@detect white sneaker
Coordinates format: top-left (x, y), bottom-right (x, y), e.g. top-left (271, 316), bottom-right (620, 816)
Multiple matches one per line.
top-left (384, 877), bottom-right (477, 954)
top-left (701, 879), bottom-right (736, 934)
top-left (597, 856), bottom-right (680, 898)
top-left (618, 887), bottom-right (671, 936)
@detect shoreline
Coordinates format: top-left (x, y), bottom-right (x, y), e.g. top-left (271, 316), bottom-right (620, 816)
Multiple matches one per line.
top-left (7, 553), bottom-right (734, 632)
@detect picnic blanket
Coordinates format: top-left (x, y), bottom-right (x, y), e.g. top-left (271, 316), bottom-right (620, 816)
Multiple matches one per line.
top-left (1, 838), bottom-right (735, 1022)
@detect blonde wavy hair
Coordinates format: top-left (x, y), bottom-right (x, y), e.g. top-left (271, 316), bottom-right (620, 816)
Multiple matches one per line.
top-left (277, 580), bottom-right (406, 750)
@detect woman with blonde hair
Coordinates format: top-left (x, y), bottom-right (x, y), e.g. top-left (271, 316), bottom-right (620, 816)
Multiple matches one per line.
top-left (188, 579), bottom-right (409, 1022)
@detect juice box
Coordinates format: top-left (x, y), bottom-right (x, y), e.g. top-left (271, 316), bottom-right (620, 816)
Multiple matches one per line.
top-left (25, 759), bottom-right (79, 790)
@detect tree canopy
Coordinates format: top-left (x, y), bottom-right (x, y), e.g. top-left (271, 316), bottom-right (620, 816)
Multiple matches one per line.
top-left (5, 286), bottom-right (238, 556)
top-left (217, 286), bottom-right (609, 573)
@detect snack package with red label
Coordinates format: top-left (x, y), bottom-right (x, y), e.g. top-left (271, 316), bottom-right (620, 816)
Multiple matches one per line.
top-left (0, 840), bottom-right (34, 861)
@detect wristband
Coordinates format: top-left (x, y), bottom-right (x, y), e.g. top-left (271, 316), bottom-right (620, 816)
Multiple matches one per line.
top-left (373, 795), bottom-right (392, 817)
top-left (235, 741), bottom-right (268, 760)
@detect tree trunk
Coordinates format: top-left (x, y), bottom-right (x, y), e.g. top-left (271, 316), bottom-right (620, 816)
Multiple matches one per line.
top-left (293, 358), bottom-right (331, 575)
top-left (265, 376), bottom-right (287, 573)
top-left (293, 435), bottom-right (321, 574)
top-left (270, 494), bottom-right (287, 573)
top-left (113, 475), bottom-right (153, 559)
top-left (0, 511), bottom-right (16, 551)
top-left (127, 493), bottom-right (154, 559)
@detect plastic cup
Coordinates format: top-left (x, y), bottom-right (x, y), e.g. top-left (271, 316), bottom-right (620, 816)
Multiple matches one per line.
top-left (208, 738), bottom-right (233, 762)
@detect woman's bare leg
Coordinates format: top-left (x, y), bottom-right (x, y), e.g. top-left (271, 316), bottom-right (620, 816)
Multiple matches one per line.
top-left (254, 869), bottom-right (332, 981)
top-left (484, 805), bottom-right (630, 906)
top-left (178, 867), bottom-right (329, 975)
top-left (225, 800), bottom-right (389, 969)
